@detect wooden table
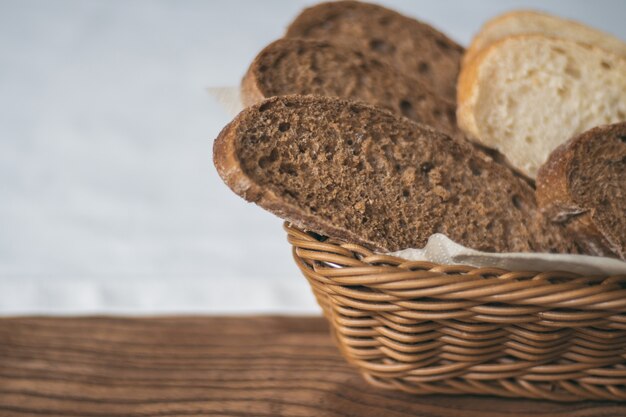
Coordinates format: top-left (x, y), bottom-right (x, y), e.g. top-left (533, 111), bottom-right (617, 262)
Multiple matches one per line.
top-left (0, 316), bottom-right (624, 416)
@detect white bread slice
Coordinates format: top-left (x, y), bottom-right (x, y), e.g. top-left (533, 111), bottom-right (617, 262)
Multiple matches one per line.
top-left (457, 35), bottom-right (626, 179)
top-left (464, 10), bottom-right (626, 65)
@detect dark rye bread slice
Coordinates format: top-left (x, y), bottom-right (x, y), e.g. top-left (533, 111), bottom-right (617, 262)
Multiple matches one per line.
top-left (242, 37), bottom-right (530, 186)
top-left (214, 95), bottom-right (577, 253)
top-left (242, 38), bottom-right (461, 140)
top-left (537, 123), bottom-right (626, 260)
top-left (285, 1), bottom-right (463, 102)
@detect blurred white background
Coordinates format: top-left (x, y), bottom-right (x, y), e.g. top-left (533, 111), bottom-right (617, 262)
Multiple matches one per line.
top-left (1, 0), bottom-right (625, 314)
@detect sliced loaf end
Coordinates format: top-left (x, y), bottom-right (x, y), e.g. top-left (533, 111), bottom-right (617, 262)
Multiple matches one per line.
top-left (537, 123), bottom-right (626, 259)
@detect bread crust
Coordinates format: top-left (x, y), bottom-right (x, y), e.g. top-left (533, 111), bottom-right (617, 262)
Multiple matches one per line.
top-left (535, 132), bottom-right (574, 218)
top-left (456, 36), bottom-right (501, 143)
top-left (463, 10), bottom-right (525, 66)
top-left (463, 9), bottom-right (626, 66)
top-left (536, 123), bottom-right (626, 259)
top-left (240, 55), bottom-right (266, 108)
top-left (464, 10), bottom-right (559, 65)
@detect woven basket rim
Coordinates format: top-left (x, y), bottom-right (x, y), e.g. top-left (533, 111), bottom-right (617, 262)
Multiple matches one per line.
top-left (283, 222), bottom-right (625, 277)
top-left (284, 222), bottom-right (626, 312)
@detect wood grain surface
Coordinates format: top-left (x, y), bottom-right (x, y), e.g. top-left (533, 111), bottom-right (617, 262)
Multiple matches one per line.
top-left (0, 316), bottom-right (625, 416)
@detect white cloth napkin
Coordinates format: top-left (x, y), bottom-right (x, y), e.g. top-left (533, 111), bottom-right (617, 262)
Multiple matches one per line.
top-left (391, 234), bottom-right (626, 275)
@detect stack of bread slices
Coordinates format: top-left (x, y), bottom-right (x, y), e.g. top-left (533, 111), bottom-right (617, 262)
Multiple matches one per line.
top-left (214, 1), bottom-right (626, 260)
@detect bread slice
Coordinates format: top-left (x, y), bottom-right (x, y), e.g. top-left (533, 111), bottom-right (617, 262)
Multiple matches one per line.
top-left (457, 35), bottom-right (626, 179)
top-left (214, 95), bottom-right (577, 253)
top-left (241, 38), bottom-right (461, 140)
top-left (537, 123), bottom-right (626, 260)
top-left (464, 10), bottom-right (626, 65)
top-left (285, 0), bottom-right (463, 102)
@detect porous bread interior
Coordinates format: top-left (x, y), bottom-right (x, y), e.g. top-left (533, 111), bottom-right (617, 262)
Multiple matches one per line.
top-left (230, 96), bottom-right (574, 253)
top-left (469, 36), bottom-right (626, 178)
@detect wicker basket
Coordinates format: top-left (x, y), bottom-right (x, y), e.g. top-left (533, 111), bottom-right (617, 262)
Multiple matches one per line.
top-left (285, 222), bottom-right (626, 402)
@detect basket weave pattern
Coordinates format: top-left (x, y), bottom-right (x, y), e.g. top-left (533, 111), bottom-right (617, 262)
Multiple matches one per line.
top-left (286, 223), bottom-right (626, 401)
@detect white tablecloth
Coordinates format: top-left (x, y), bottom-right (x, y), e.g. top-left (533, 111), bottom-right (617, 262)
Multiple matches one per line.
top-left (1, 0), bottom-right (624, 314)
